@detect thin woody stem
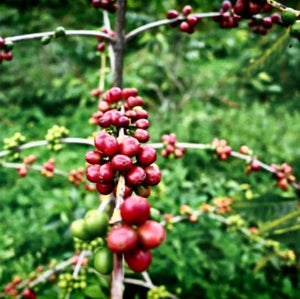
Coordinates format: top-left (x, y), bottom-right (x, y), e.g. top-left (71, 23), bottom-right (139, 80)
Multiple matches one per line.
top-left (125, 12), bottom-right (220, 42)
top-left (4, 30), bottom-right (115, 44)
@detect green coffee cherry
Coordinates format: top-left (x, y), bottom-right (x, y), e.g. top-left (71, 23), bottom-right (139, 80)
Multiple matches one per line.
top-left (281, 8), bottom-right (297, 25)
top-left (4, 40), bottom-right (14, 51)
top-left (41, 35), bottom-right (52, 45)
top-left (54, 26), bottom-right (66, 37)
top-left (290, 21), bottom-right (300, 37)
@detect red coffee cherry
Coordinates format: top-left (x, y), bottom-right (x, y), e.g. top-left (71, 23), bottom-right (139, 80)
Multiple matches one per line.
top-left (122, 87), bottom-right (138, 99)
top-left (22, 288), bottom-right (36, 299)
top-left (85, 150), bottom-right (103, 164)
top-left (94, 132), bottom-right (110, 151)
top-left (137, 145), bottom-right (157, 166)
top-left (126, 166), bottom-right (146, 185)
top-left (111, 154), bottom-right (133, 172)
top-left (86, 164), bottom-right (100, 182)
top-left (134, 129), bottom-right (150, 143)
top-left (124, 247), bottom-right (152, 272)
top-left (119, 136), bottom-right (140, 157)
top-left (107, 225), bottom-right (138, 253)
top-left (135, 118), bottom-right (149, 129)
top-left (120, 195), bottom-right (150, 225)
top-left (99, 162), bottom-right (115, 183)
top-left (108, 87), bottom-right (123, 103)
top-left (97, 42), bottom-right (106, 52)
top-left (137, 220), bottom-right (166, 249)
top-left (126, 96), bottom-right (143, 108)
top-left (144, 164), bottom-right (162, 186)
top-left (182, 5), bottom-right (192, 15)
top-left (102, 135), bottom-right (119, 157)
top-left (167, 10), bottom-right (179, 19)
top-left (96, 181), bottom-right (114, 194)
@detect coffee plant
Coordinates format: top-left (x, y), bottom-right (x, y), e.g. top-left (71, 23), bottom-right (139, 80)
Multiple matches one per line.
top-left (1, 1), bottom-right (300, 298)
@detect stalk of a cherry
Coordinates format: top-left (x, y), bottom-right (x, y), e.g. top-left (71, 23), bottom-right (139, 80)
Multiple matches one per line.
top-left (109, 1), bottom-right (127, 298)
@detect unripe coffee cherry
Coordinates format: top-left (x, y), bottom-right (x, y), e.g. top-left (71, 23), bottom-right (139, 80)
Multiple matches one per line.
top-left (137, 220), bottom-right (166, 249)
top-left (93, 247), bottom-right (113, 274)
top-left (107, 225), bottom-right (138, 253)
top-left (71, 219), bottom-right (90, 241)
top-left (124, 247), bottom-right (152, 272)
top-left (84, 209), bottom-right (109, 238)
top-left (120, 196), bottom-right (150, 225)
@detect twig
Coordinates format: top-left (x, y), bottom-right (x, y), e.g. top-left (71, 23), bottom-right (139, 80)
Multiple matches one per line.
top-left (103, 10), bottom-right (116, 71)
top-left (4, 30), bottom-right (115, 44)
top-left (125, 12), bottom-right (220, 41)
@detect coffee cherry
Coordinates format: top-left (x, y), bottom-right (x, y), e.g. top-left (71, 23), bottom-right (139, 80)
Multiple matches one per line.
top-left (137, 145), bottom-right (157, 166)
top-left (137, 220), bottom-right (166, 249)
top-left (71, 219), bottom-right (90, 241)
top-left (222, 0), bottom-right (232, 11)
top-left (144, 164), bottom-right (162, 186)
top-left (96, 181), bottom-right (114, 194)
top-left (134, 129), bottom-right (150, 143)
top-left (135, 118), bottom-right (149, 129)
top-left (179, 21), bottom-right (190, 32)
top-left (1, 51), bottom-right (13, 61)
top-left (22, 288), bottom-right (36, 299)
top-left (102, 135), bottom-right (120, 157)
top-left (167, 10), bottom-right (179, 19)
top-left (85, 150), bottom-right (102, 164)
top-left (108, 87), bottom-right (123, 103)
top-left (187, 14), bottom-right (199, 26)
top-left (94, 132), bottom-right (110, 151)
top-left (124, 247), bottom-right (152, 272)
top-left (134, 184), bottom-right (151, 198)
top-left (107, 225), bottom-right (138, 253)
top-left (92, 0), bottom-right (102, 8)
top-left (119, 136), bottom-right (140, 157)
top-left (99, 163), bottom-right (115, 183)
top-left (111, 154), bottom-right (133, 172)
top-left (0, 36), bottom-right (5, 48)
top-left (182, 5), bottom-right (192, 15)
top-left (281, 8), bottom-right (297, 25)
top-left (126, 166), bottom-right (146, 185)
top-left (97, 42), bottom-right (106, 52)
top-left (127, 96), bottom-right (143, 108)
top-left (94, 247), bottom-right (113, 274)
top-left (54, 26), bottom-right (66, 37)
top-left (290, 21), bottom-right (300, 37)
top-left (122, 87), bottom-right (138, 99)
top-left (84, 209), bottom-right (109, 238)
top-left (120, 196), bottom-right (150, 225)
top-left (86, 164), bottom-right (100, 182)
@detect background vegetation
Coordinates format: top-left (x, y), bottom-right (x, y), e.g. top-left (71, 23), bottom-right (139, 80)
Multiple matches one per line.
top-left (1, 1), bottom-right (300, 298)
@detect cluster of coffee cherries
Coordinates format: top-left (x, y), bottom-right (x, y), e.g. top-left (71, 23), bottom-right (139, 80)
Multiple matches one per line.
top-left (41, 158), bottom-right (55, 178)
top-left (68, 167), bottom-right (85, 187)
top-left (213, 197), bottom-right (233, 214)
top-left (45, 125), bottom-right (69, 151)
top-left (107, 196), bottom-right (166, 272)
top-left (4, 132), bottom-right (26, 161)
top-left (4, 276), bottom-right (22, 297)
top-left (91, 0), bottom-right (116, 13)
top-left (86, 87), bottom-right (161, 197)
top-left (96, 28), bottom-right (115, 53)
top-left (270, 163), bottom-right (295, 191)
top-left (167, 5), bottom-right (200, 34)
top-left (161, 133), bottom-right (185, 158)
top-left (0, 37), bottom-right (13, 64)
top-left (233, 0), bottom-right (272, 19)
top-left (147, 285), bottom-right (170, 299)
top-left (57, 270), bottom-right (87, 296)
top-left (71, 209), bottom-right (114, 275)
top-left (16, 154), bottom-right (36, 177)
top-left (211, 138), bottom-right (232, 161)
top-left (213, 0), bottom-right (242, 28)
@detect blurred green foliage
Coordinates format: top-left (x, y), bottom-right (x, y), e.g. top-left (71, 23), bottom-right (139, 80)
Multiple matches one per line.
top-left (1, 1), bottom-right (300, 298)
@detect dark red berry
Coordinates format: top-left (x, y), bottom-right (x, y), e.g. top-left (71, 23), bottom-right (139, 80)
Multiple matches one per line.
top-left (126, 166), bottom-right (146, 185)
top-left (120, 195), bottom-right (150, 225)
top-left (144, 164), bottom-right (161, 186)
top-left (107, 225), bottom-right (138, 253)
top-left (187, 14), bottom-right (199, 25)
top-left (97, 42), bottom-right (106, 52)
top-left (127, 96), bottom-right (143, 108)
top-left (0, 37), bottom-right (5, 48)
top-left (182, 5), bottom-right (192, 15)
top-left (94, 132), bottom-right (110, 151)
top-left (99, 163), bottom-right (115, 183)
top-left (92, 0), bottom-right (102, 8)
top-left (109, 87), bottom-right (123, 103)
top-left (86, 165), bottom-right (100, 182)
top-left (167, 10), bottom-right (179, 19)
top-left (1, 51), bottom-right (13, 61)
top-left (137, 220), bottom-right (166, 249)
top-left (125, 247), bottom-right (152, 272)
top-left (119, 136), bottom-right (140, 157)
top-left (179, 21), bottom-right (190, 32)
top-left (122, 87), bottom-right (138, 99)
top-left (135, 118), bottom-right (149, 129)
top-left (134, 129), bottom-right (150, 143)
top-left (96, 181), bottom-right (114, 194)
top-left (137, 145), bottom-right (157, 166)
top-left (102, 135), bottom-right (119, 157)
top-left (111, 154), bottom-right (133, 172)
